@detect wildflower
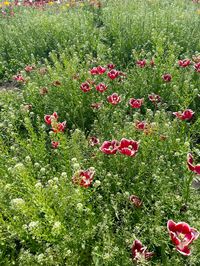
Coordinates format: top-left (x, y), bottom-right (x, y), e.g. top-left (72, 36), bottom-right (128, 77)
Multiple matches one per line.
top-left (13, 74), bottom-right (26, 83)
top-left (167, 220), bottom-right (199, 256)
top-left (72, 168), bottom-right (95, 188)
top-left (173, 109), bottom-right (194, 121)
top-left (44, 112), bottom-right (58, 125)
top-left (194, 62), bottom-right (200, 73)
top-left (107, 93), bottom-right (121, 105)
top-left (162, 73), bottom-right (172, 82)
top-left (187, 153), bottom-right (200, 175)
top-left (95, 83), bottom-right (108, 93)
top-left (129, 98), bottom-right (144, 108)
top-left (136, 60), bottom-right (146, 68)
top-left (134, 120), bottom-right (147, 131)
top-left (91, 102), bottom-right (102, 109)
top-left (100, 140), bottom-right (119, 155)
top-left (89, 136), bottom-right (100, 146)
top-left (118, 138), bottom-right (139, 157)
top-left (129, 195), bottom-right (142, 207)
top-left (132, 240), bottom-right (154, 262)
top-left (52, 121), bottom-right (66, 133)
top-left (39, 87), bottom-right (48, 96)
top-left (51, 141), bottom-right (59, 149)
top-left (107, 69), bottom-right (119, 80)
top-left (148, 93), bottom-right (161, 103)
top-left (107, 63), bottom-right (115, 70)
top-left (24, 65), bottom-right (34, 72)
top-left (80, 82), bottom-right (91, 92)
top-left (178, 59), bottom-right (191, 68)
top-left (90, 67), bottom-right (99, 75)
top-left (97, 66), bottom-right (106, 74)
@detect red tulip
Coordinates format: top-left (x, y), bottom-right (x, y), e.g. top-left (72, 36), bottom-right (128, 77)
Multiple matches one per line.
top-left (136, 60), bottom-right (146, 68)
top-left (51, 141), bottom-right (59, 149)
top-left (187, 153), bottom-right (200, 175)
top-left (118, 138), bottom-right (139, 157)
top-left (134, 120), bottom-right (147, 131)
top-left (72, 169), bottom-right (95, 188)
top-left (95, 83), bottom-right (108, 93)
top-left (107, 63), bottom-right (115, 70)
top-left (178, 59), bottom-right (191, 68)
top-left (129, 98), bottom-right (144, 108)
top-left (90, 67), bottom-right (99, 75)
top-left (107, 69), bottom-right (119, 80)
top-left (107, 93), bottom-right (121, 105)
top-left (89, 136), bottom-right (100, 146)
top-left (194, 62), bottom-right (200, 73)
top-left (129, 195), bottom-right (142, 207)
top-left (44, 112), bottom-right (58, 125)
top-left (167, 220), bottom-right (199, 256)
top-left (97, 66), bottom-right (106, 75)
top-left (52, 121), bottom-right (66, 133)
top-left (132, 240), bottom-right (154, 262)
top-left (148, 93), bottom-right (161, 103)
top-left (162, 74), bottom-right (172, 82)
top-left (173, 109), bottom-right (194, 121)
top-left (80, 82), bottom-right (91, 92)
top-left (100, 140), bottom-right (119, 155)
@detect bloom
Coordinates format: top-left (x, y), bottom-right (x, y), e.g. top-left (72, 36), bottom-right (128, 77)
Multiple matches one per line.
top-left (148, 93), bottom-right (161, 103)
top-left (136, 60), bottom-right (146, 68)
top-left (134, 120), bottom-right (147, 131)
top-left (89, 136), bottom-right (100, 146)
top-left (72, 169), bottom-right (95, 188)
top-left (100, 140), bottom-right (119, 155)
top-left (129, 195), bottom-right (142, 208)
top-left (178, 59), bottom-right (191, 68)
top-left (80, 82), bottom-right (91, 92)
top-left (13, 74), bottom-right (25, 83)
top-left (51, 141), bottom-right (59, 149)
top-left (187, 153), bottom-right (200, 175)
top-left (173, 109), bottom-right (194, 121)
top-left (107, 69), bottom-right (119, 80)
top-left (95, 83), bottom-right (108, 93)
top-left (118, 138), bottom-right (139, 157)
top-left (91, 102), bottom-right (103, 109)
top-left (167, 220), bottom-right (199, 256)
top-left (107, 93), bottom-right (121, 105)
top-left (44, 112), bottom-right (58, 125)
top-left (132, 240), bottom-right (154, 262)
top-left (24, 65), bottom-right (34, 72)
top-left (107, 63), bottom-right (115, 70)
top-left (129, 98), bottom-right (144, 108)
top-left (162, 73), bottom-right (172, 82)
top-left (194, 62), bottom-right (200, 73)
top-left (52, 121), bottom-right (66, 133)
top-left (90, 66), bottom-right (106, 75)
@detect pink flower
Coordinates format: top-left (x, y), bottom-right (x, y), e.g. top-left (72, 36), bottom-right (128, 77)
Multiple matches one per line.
top-left (194, 62), bottom-right (200, 73)
top-left (162, 73), bottom-right (172, 82)
top-left (44, 112), bottom-right (58, 125)
top-left (187, 153), bottom-right (200, 175)
top-left (72, 169), bottom-right (95, 188)
top-left (134, 120), bottom-right (147, 131)
top-left (90, 67), bottom-right (99, 75)
top-left (129, 195), bottom-right (142, 208)
top-left (129, 98), bottom-right (144, 108)
top-left (107, 69), bottom-right (119, 80)
top-left (100, 140), bottom-right (119, 155)
top-left (51, 141), bottom-right (59, 149)
top-left (91, 102), bottom-right (103, 109)
top-left (132, 240), bottom-right (154, 262)
top-left (80, 82), bottom-right (91, 92)
top-left (118, 138), bottom-right (139, 157)
top-left (52, 121), bottom-right (66, 133)
top-left (97, 66), bottom-right (106, 75)
top-left (173, 109), bottom-right (194, 121)
top-left (89, 136), bottom-right (100, 146)
top-left (178, 59), bottom-right (191, 68)
top-left (136, 60), bottom-right (146, 68)
top-left (107, 63), bottom-right (115, 70)
top-left (167, 220), bottom-right (199, 256)
top-left (148, 93), bottom-right (161, 103)
top-left (24, 65), bottom-right (34, 72)
top-left (107, 93), bottom-right (121, 105)
top-left (13, 74), bottom-right (26, 83)
top-left (95, 83), bottom-right (108, 93)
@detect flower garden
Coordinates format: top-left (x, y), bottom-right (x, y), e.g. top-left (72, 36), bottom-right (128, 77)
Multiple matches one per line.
top-left (0, 0), bottom-right (200, 265)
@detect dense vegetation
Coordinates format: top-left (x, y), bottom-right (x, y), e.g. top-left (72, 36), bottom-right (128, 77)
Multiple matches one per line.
top-left (0, 0), bottom-right (200, 265)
